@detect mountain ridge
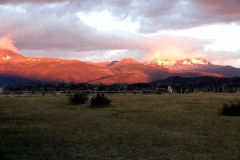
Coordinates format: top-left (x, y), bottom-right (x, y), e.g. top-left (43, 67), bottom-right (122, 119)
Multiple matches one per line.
top-left (0, 48), bottom-right (238, 86)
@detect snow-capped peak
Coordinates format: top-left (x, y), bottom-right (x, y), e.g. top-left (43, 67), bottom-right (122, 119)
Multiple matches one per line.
top-left (168, 58), bottom-right (212, 70)
top-left (182, 58), bottom-right (210, 65)
top-left (180, 58), bottom-right (211, 65)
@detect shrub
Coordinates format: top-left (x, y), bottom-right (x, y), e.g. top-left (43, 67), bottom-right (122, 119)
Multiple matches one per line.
top-left (68, 92), bottom-right (88, 105)
top-left (219, 100), bottom-right (240, 116)
top-left (90, 93), bottom-right (111, 108)
top-left (97, 83), bottom-right (106, 91)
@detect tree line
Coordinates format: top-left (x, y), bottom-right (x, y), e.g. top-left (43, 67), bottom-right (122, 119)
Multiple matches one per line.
top-left (2, 76), bottom-right (240, 94)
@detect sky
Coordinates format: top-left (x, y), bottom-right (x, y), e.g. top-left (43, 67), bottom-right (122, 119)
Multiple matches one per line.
top-left (0, 0), bottom-right (240, 67)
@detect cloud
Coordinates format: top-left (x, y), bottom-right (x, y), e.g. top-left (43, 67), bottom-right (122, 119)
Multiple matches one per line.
top-left (141, 36), bottom-right (207, 62)
top-left (0, 2), bottom-right (221, 63)
top-left (0, 0), bottom-right (240, 67)
top-left (0, 37), bottom-right (18, 52)
top-left (0, 4), bottom-right (142, 54)
top-left (0, 0), bottom-right (65, 5)
top-left (191, 0), bottom-right (240, 17)
top-left (1, 0), bottom-right (240, 33)
top-left (203, 50), bottom-right (240, 66)
top-left (133, 0), bottom-right (240, 33)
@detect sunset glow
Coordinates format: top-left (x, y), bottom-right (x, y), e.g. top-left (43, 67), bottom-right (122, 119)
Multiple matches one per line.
top-left (0, 0), bottom-right (240, 67)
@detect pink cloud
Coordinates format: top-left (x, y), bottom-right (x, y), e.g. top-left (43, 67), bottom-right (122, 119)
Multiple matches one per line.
top-left (141, 37), bottom-right (207, 62)
top-left (203, 50), bottom-right (240, 66)
top-left (0, 37), bottom-right (18, 52)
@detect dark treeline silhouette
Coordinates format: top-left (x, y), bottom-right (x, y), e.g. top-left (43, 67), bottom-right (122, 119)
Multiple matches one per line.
top-left (1, 76), bottom-right (240, 94)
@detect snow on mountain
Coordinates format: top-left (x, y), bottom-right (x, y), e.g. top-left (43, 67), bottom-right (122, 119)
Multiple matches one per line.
top-left (168, 58), bottom-right (212, 70)
top-left (0, 48), bottom-right (23, 60)
top-left (3, 55), bottom-right (11, 60)
top-left (145, 58), bottom-right (211, 68)
top-left (146, 60), bottom-right (176, 68)
top-left (179, 58), bottom-right (212, 65)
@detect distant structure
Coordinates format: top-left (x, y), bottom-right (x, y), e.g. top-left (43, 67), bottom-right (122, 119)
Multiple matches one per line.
top-left (0, 87), bottom-right (4, 93)
top-left (168, 86), bottom-right (172, 93)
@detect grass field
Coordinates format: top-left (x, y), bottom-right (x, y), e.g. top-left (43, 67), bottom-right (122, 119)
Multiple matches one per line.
top-left (1, 93), bottom-right (240, 159)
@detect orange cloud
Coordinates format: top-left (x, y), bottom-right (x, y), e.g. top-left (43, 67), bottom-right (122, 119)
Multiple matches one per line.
top-left (0, 37), bottom-right (18, 52)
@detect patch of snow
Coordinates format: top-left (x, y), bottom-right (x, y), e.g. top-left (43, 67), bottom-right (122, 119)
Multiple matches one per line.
top-left (155, 60), bottom-right (176, 66)
top-left (2, 55), bottom-right (11, 60)
top-left (191, 58), bottom-right (207, 65)
top-left (182, 60), bottom-right (192, 65)
top-left (147, 60), bottom-right (176, 67)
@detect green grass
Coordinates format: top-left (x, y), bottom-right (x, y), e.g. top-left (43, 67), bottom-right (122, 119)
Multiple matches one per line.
top-left (0, 93), bottom-right (240, 159)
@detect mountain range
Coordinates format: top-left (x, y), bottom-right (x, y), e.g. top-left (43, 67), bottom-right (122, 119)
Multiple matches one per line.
top-left (1, 48), bottom-right (240, 86)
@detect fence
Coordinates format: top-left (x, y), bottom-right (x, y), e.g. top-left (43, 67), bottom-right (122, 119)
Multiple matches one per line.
top-left (1, 87), bottom-right (239, 97)
top-left (0, 89), bottom-right (162, 97)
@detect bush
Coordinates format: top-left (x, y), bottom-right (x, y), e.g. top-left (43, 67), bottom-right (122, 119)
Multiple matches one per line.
top-left (90, 93), bottom-right (111, 108)
top-left (68, 92), bottom-right (88, 105)
top-left (219, 100), bottom-right (240, 116)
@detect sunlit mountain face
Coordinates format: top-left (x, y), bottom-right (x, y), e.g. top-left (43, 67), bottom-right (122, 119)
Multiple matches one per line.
top-left (0, 48), bottom-right (23, 59)
top-left (1, 48), bottom-right (240, 86)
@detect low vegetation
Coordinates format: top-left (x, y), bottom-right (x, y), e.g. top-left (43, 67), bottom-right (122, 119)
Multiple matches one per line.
top-left (90, 93), bottom-right (111, 108)
top-left (1, 93), bottom-right (240, 159)
top-left (220, 99), bottom-right (240, 116)
top-left (68, 92), bottom-right (88, 105)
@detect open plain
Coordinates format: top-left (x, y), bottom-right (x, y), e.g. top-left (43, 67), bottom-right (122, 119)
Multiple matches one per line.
top-left (1, 93), bottom-right (240, 159)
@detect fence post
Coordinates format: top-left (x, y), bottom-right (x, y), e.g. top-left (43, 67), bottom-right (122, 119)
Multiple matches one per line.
top-left (124, 90), bottom-right (126, 95)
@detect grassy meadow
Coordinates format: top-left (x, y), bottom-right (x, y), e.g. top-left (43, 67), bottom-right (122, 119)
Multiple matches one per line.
top-left (0, 93), bottom-right (240, 159)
